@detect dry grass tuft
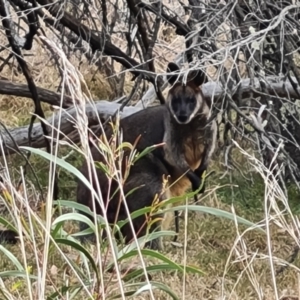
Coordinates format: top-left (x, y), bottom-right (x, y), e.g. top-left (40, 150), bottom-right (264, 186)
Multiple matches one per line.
top-left (2, 154), bottom-right (300, 299)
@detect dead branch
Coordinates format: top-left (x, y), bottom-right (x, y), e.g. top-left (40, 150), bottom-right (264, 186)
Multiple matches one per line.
top-left (0, 0), bottom-right (58, 198)
top-left (0, 100), bottom-right (141, 156)
top-left (33, 0), bottom-right (148, 79)
top-left (1, 76), bottom-right (299, 156)
top-left (0, 79), bottom-right (74, 108)
top-left (137, 1), bottom-right (190, 36)
top-left (126, 0), bottom-right (165, 104)
top-left (12, 0), bottom-right (40, 50)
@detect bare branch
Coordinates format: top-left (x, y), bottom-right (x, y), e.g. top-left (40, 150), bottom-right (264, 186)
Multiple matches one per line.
top-left (0, 79), bottom-right (73, 108)
top-left (137, 1), bottom-right (190, 36)
top-left (33, 0), bottom-right (147, 78)
top-left (2, 76), bottom-right (300, 155)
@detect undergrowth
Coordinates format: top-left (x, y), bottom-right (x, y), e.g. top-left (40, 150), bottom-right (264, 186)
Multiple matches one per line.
top-left (0, 38), bottom-right (299, 300)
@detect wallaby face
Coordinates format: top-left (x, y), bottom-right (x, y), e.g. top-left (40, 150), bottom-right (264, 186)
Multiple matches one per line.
top-left (166, 62), bottom-right (207, 125)
top-left (167, 85), bottom-right (203, 124)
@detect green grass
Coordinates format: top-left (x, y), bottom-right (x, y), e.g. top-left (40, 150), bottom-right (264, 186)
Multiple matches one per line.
top-left (0, 38), bottom-right (299, 298)
top-left (2, 145), bottom-right (300, 299)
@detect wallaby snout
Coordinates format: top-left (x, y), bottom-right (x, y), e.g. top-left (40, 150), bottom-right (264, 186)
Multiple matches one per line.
top-left (176, 114), bottom-right (189, 124)
top-left (169, 93), bottom-right (200, 125)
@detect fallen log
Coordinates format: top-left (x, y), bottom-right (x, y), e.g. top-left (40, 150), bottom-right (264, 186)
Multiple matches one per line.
top-left (0, 100), bottom-right (141, 155)
top-left (0, 79), bottom-right (73, 108)
top-left (0, 76), bottom-right (299, 156)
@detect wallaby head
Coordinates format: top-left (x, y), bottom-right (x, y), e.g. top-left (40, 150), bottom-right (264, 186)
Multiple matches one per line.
top-left (166, 62), bottom-right (208, 125)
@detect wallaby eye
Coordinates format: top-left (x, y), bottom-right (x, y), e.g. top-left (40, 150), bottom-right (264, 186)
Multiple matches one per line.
top-left (189, 97), bottom-right (196, 105)
top-left (171, 96), bottom-right (180, 109)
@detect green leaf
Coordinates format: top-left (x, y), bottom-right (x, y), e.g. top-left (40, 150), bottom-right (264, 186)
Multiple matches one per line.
top-left (118, 249), bottom-right (191, 274)
top-left (109, 291), bottom-right (139, 299)
top-left (132, 144), bottom-right (163, 164)
top-left (47, 285), bottom-right (84, 300)
top-left (54, 238), bottom-right (99, 281)
top-left (110, 281), bottom-right (179, 300)
top-left (20, 147), bottom-right (100, 203)
top-left (124, 185), bottom-right (144, 198)
top-left (160, 205), bottom-right (265, 233)
top-left (0, 246), bottom-right (24, 271)
top-left (126, 281), bottom-right (179, 300)
top-left (116, 205), bottom-right (153, 229)
top-left (116, 142), bottom-right (134, 152)
top-left (0, 217), bottom-right (18, 232)
top-left (52, 213), bottom-right (97, 232)
top-left (122, 264), bottom-right (202, 282)
top-left (114, 230), bottom-right (176, 263)
top-left (0, 270), bottom-right (37, 279)
top-left (54, 200), bottom-right (107, 229)
top-left (94, 161), bottom-right (109, 174)
top-left (54, 200), bottom-right (97, 218)
top-left (51, 219), bottom-right (64, 238)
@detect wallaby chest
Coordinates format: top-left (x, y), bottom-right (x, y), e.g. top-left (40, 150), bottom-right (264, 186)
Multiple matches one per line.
top-left (172, 117), bottom-right (209, 170)
top-left (183, 137), bottom-right (206, 170)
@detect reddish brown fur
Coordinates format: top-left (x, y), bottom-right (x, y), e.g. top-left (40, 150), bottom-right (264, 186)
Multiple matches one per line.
top-left (184, 140), bottom-right (205, 170)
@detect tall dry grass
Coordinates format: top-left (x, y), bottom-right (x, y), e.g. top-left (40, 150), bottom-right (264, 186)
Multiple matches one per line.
top-left (0, 36), bottom-right (266, 299)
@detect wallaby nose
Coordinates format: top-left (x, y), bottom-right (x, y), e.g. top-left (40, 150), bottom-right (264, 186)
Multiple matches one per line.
top-left (177, 115), bottom-right (189, 123)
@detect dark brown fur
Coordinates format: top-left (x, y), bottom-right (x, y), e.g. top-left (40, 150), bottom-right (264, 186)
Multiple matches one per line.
top-left (77, 139), bottom-right (170, 250)
top-left (0, 230), bottom-right (18, 244)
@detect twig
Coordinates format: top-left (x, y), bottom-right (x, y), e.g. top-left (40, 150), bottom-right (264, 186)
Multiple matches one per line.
top-left (0, 0), bottom-right (58, 199)
top-left (0, 121), bottom-right (44, 200)
top-left (127, 0), bottom-right (165, 104)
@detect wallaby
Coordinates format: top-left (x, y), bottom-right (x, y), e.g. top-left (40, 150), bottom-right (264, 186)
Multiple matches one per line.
top-left (158, 62), bottom-right (217, 233)
top-left (0, 63), bottom-right (215, 246)
top-left (0, 63), bottom-right (216, 247)
top-left (77, 62), bottom-right (217, 248)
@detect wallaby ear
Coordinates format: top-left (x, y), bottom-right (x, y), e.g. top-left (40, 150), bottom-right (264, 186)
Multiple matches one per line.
top-left (191, 69), bottom-right (207, 86)
top-left (166, 62), bottom-right (180, 85)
